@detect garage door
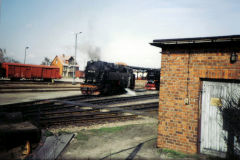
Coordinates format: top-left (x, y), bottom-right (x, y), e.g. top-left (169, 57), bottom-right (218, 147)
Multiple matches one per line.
top-left (200, 81), bottom-right (240, 157)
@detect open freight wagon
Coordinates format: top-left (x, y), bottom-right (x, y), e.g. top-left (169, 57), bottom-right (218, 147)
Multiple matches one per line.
top-left (0, 63), bottom-right (61, 81)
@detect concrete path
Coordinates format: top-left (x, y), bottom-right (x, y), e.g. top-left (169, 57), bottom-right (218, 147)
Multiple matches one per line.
top-left (0, 91), bottom-right (82, 105)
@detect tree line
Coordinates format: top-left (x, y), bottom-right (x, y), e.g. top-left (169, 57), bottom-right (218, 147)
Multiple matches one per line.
top-left (0, 48), bottom-right (51, 65)
top-left (0, 48), bottom-right (19, 63)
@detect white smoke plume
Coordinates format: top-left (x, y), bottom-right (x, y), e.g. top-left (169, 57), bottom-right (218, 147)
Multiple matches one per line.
top-left (87, 45), bottom-right (101, 61)
top-left (79, 43), bottom-right (101, 61)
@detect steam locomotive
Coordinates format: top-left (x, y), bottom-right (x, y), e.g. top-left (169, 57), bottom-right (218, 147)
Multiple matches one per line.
top-left (145, 69), bottom-right (160, 90)
top-left (80, 60), bottom-right (135, 95)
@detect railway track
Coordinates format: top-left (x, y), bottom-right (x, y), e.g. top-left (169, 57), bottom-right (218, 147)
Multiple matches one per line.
top-left (0, 88), bottom-right (80, 93)
top-left (0, 95), bottom-right (92, 112)
top-left (81, 94), bottom-right (158, 105)
top-left (0, 80), bottom-right (81, 93)
top-left (0, 93), bottom-right (159, 127)
top-left (0, 79), bottom-right (81, 84)
top-left (34, 102), bottom-right (158, 127)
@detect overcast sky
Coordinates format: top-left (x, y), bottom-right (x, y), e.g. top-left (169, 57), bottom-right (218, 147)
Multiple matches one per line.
top-left (0, 0), bottom-right (240, 70)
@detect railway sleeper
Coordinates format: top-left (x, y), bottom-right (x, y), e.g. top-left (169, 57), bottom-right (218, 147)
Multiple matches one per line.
top-left (40, 115), bottom-right (138, 127)
top-left (39, 111), bottom-right (122, 121)
top-left (40, 104), bottom-right (157, 118)
top-left (40, 110), bottom-right (100, 117)
top-left (82, 94), bottom-right (158, 105)
top-left (22, 104), bottom-right (74, 115)
top-left (24, 102), bottom-right (158, 121)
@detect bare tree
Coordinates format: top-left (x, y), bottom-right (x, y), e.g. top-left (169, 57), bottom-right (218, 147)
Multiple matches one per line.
top-left (0, 48), bottom-right (4, 63)
top-left (0, 48), bottom-right (19, 63)
top-left (219, 89), bottom-right (240, 159)
top-left (41, 57), bottom-right (51, 66)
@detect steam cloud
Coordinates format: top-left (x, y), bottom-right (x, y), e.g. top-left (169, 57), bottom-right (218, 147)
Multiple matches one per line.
top-left (87, 45), bottom-right (101, 61)
top-left (79, 43), bottom-right (101, 61)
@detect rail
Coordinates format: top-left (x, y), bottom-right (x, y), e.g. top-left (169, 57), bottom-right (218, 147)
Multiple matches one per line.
top-left (0, 93), bottom-right (159, 127)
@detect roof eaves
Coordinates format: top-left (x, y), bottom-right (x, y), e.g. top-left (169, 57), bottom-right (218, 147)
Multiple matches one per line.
top-left (152, 35), bottom-right (240, 46)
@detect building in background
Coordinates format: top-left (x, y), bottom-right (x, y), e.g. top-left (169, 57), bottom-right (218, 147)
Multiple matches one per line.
top-left (51, 54), bottom-right (82, 78)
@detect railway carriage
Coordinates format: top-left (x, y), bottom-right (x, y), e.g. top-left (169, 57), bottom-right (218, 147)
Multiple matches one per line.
top-left (80, 60), bottom-right (135, 95)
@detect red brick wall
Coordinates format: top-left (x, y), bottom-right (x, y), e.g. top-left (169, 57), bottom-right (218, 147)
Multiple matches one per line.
top-left (158, 52), bottom-right (240, 154)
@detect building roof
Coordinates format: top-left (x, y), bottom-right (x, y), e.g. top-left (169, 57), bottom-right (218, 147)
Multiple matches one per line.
top-left (55, 54), bottom-right (79, 66)
top-left (151, 35), bottom-right (240, 46)
top-left (150, 35), bottom-right (240, 53)
top-left (129, 65), bottom-right (160, 72)
top-left (57, 54), bottom-right (72, 65)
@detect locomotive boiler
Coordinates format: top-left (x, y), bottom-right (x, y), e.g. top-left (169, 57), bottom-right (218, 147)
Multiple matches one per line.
top-left (80, 60), bottom-right (135, 95)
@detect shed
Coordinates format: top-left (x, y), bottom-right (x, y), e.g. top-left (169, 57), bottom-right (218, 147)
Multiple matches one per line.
top-left (150, 35), bottom-right (240, 156)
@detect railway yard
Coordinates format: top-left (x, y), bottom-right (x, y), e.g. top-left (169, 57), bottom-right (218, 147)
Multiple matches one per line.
top-left (0, 90), bottom-right (159, 127)
top-left (2, 1), bottom-right (239, 159)
top-left (0, 79), bottom-right (82, 93)
top-left (0, 79), bottom-right (170, 160)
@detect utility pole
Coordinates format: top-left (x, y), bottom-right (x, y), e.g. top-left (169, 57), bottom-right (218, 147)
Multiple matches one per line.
top-left (24, 46), bottom-right (29, 64)
top-left (72, 32), bottom-right (82, 84)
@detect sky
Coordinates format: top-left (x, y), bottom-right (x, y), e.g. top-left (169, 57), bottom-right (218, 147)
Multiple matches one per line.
top-left (0, 0), bottom-right (240, 70)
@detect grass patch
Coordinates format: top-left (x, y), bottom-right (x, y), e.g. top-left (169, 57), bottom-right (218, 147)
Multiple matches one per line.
top-left (58, 130), bottom-right (72, 135)
top-left (44, 130), bottom-right (54, 137)
top-left (76, 132), bottom-right (89, 141)
top-left (158, 148), bottom-right (192, 159)
top-left (90, 126), bottom-right (125, 134)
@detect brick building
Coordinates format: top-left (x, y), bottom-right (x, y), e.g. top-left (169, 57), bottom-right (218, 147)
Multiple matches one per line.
top-left (150, 35), bottom-right (240, 155)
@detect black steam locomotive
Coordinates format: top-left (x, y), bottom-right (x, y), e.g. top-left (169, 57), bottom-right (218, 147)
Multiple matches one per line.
top-left (145, 69), bottom-right (160, 90)
top-left (80, 60), bottom-right (135, 95)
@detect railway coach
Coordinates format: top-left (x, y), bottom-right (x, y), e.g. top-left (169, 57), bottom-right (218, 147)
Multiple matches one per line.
top-left (0, 62), bottom-right (61, 81)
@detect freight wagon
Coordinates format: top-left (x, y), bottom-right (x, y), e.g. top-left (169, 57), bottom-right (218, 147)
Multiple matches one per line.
top-left (0, 63), bottom-right (61, 81)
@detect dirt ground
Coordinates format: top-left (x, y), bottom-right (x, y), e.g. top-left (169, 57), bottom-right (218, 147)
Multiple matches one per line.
top-left (49, 117), bottom-right (201, 160)
top-left (58, 119), bottom-right (162, 159)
